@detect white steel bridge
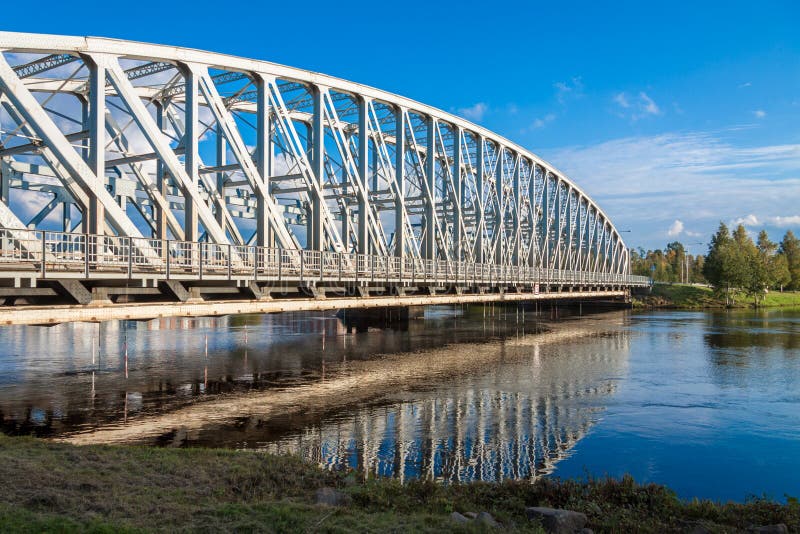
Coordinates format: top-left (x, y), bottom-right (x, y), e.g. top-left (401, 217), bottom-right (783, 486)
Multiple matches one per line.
top-left (0, 32), bottom-right (648, 320)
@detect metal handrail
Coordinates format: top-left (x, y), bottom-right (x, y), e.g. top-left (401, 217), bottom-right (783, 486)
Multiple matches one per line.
top-left (0, 228), bottom-right (652, 286)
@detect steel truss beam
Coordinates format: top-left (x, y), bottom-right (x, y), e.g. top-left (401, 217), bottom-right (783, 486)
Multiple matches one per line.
top-left (0, 31), bottom-right (630, 277)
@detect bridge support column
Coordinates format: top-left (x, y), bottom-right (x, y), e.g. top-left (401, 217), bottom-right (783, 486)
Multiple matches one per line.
top-left (187, 287), bottom-right (205, 302)
top-left (394, 106), bottom-right (406, 258)
top-left (160, 280), bottom-right (189, 302)
top-left (85, 57), bottom-right (106, 236)
top-left (309, 86), bottom-right (324, 251)
top-left (453, 127), bottom-right (463, 261)
top-left (300, 283), bottom-right (325, 299)
top-left (494, 146), bottom-right (504, 264)
top-left (154, 102), bottom-right (168, 241)
top-left (423, 116), bottom-right (436, 260)
top-left (56, 280), bottom-right (92, 305)
top-left (474, 136), bottom-right (484, 263)
top-left (90, 287), bottom-right (112, 305)
top-left (255, 76), bottom-right (273, 247)
top-left (341, 284), bottom-right (368, 298)
top-left (242, 282), bottom-right (270, 301)
top-left (183, 67), bottom-right (200, 242)
top-left (357, 97), bottom-right (370, 255)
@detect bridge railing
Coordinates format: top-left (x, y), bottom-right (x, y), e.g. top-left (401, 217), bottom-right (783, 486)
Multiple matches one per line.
top-left (0, 228), bottom-right (651, 287)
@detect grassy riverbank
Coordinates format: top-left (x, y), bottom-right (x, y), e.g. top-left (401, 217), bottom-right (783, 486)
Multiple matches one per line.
top-left (0, 435), bottom-right (797, 533)
top-left (633, 284), bottom-right (800, 309)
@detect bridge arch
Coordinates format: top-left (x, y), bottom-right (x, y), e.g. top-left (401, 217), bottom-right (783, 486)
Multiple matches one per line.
top-left (0, 32), bottom-right (629, 276)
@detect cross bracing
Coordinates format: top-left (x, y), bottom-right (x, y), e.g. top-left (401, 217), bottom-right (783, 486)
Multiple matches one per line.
top-left (0, 32), bottom-right (630, 279)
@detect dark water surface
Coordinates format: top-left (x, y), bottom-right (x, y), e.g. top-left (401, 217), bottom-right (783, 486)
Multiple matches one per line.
top-left (0, 305), bottom-right (798, 502)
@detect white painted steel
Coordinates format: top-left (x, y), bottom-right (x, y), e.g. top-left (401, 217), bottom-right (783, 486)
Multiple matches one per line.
top-left (0, 32), bottom-right (633, 282)
top-left (0, 227), bottom-right (649, 286)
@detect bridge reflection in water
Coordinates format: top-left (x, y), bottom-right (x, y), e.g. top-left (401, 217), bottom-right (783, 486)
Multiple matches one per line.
top-left (255, 325), bottom-right (630, 483)
top-left (0, 306), bottom-right (630, 483)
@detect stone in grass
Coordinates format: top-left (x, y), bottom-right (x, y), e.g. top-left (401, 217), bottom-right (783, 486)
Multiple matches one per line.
top-left (476, 512), bottom-right (501, 528)
top-left (315, 487), bottom-right (350, 507)
top-left (451, 512), bottom-right (470, 524)
top-left (451, 511), bottom-right (501, 528)
top-left (747, 525), bottom-right (788, 534)
top-left (677, 520), bottom-right (713, 534)
top-left (525, 506), bottom-right (588, 534)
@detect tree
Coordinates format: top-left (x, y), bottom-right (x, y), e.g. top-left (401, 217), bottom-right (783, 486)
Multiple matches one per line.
top-left (772, 253), bottom-right (792, 291)
top-left (779, 230), bottom-right (800, 290)
top-left (757, 230), bottom-right (778, 257)
top-left (704, 223), bottom-right (735, 304)
top-left (691, 254), bottom-right (706, 284)
top-left (638, 227), bottom-right (795, 305)
top-left (703, 223), bottom-right (760, 305)
top-left (630, 248), bottom-right (649, 277)
top-left (754, 230), bottom-right (796, 293)
top-left (666, 241), bottom-right (686, 282)
top-left (631, 243), bottom-right (704, 284)
top-left (756, 230), bottom-right (778, 291)
top-left (732, 225), bottom-right (766, 305)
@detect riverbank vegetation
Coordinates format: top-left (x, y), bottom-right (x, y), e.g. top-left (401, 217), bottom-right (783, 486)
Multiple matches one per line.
top-left (633, 284), bottom-right (800, 309)
top-left (632, 226), bottom-right (800, 307)
top-left (703, 225), bottom-right (797, 306)
top-left (631, 242), bottom-right (708, 284)
top-left (0, 435), bottom-right (797, 532)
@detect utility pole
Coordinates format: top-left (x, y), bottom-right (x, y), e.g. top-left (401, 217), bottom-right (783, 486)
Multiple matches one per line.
top-left (685, 254), bottom-right (689, 284)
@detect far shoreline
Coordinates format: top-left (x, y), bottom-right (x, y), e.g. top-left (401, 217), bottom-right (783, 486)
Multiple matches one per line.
top-left (633, 283), bottom-right (800, 310)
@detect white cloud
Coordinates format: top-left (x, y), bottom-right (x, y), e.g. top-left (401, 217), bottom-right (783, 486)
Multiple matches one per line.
top-left (613, 91), bottom-right (662, 120)
top-left (739, 82), bottom-right (752, 88)
top-left (727, 214), bottom-right (800, 229)
top-left (554, 77), bottom-right (584, 104)
top-left (272, 152), bottom-right (293, 176)
top-left (542, 131), bottom-right (800, 248)
top-left (727, 214), bottom-right (800, 230)
top-left (457, 102), bottom-right (487, 122)
top-left (731, 214), bottom-right (760, 226)
top-left (613, 92), bottom-right (630, 108)
top-left (767, 215), bottom-right (800, 228)
top-left (531, 113), bottom-right (556, 130)
top-left (667, 220), bottom-right (684, 236)
top-left (753, 109), bottom-right (766, 119)
top-left (666, 219), bottom-right (702, 239)
top-left (639, 92), bottom-right (660, 116)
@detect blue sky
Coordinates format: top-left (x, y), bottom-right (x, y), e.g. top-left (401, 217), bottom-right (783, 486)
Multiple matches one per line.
top-left (3, 0), bottom-right (799, 252)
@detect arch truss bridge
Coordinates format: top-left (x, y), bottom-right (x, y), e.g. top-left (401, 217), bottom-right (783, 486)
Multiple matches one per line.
top-left (0, 32), bottom-right (647, 317)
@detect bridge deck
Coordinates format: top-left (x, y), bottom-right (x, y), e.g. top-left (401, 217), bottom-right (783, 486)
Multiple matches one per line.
top-left (0, 228), bottom-right (649, 322)
top-left (0, 290), bottom-right (629, 326)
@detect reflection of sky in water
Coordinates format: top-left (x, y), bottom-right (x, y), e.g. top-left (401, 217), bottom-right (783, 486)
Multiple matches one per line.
top-left (552, 309), bottom-right (800, 502)
top-left (0, 306), bottom-right (799, 502)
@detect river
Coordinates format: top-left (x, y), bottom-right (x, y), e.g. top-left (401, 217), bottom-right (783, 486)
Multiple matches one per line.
top-left (0, 305), bottom-right (798, 503)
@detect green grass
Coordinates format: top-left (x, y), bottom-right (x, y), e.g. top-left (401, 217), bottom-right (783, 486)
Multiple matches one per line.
top-left (760, 290), bottom-right (800, 307)
top-left (0, 435), bottom-right (798, 532)
top-left (634, 284), bottom-right (722, 309)
top-left (634, 284), bottom-right (800, 309)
